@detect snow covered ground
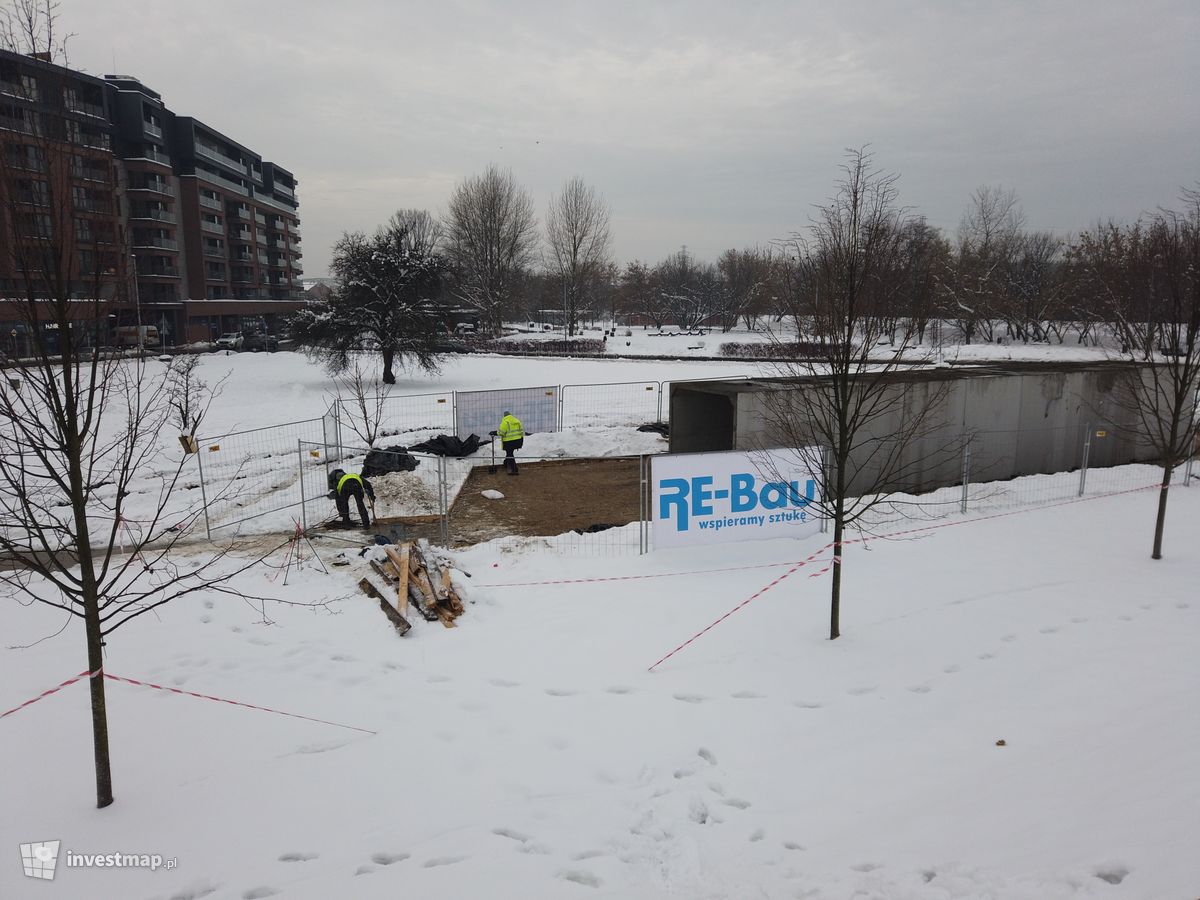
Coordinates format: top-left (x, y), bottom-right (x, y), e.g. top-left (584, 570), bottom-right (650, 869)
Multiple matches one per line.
top-left (3, 468), bottom-right (1198, 899)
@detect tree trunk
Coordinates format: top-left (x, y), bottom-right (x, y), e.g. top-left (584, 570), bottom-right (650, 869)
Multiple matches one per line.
top-left (84, 596), bottom-right (114, 807)
top-left (829, 509), bottom-right (844, 640)
top-left (1151, 465), bottom-right (1172, 559)
top-left (381, 347), bottom-right (396, 385)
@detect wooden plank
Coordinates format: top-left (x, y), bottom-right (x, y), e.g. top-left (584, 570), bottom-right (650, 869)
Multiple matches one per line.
top-left (358, 577), bottom-right (411, 636)
top-left (396, 544), bottom-right (411, 620)
top-left (407, 581), bottom-right (439, 622)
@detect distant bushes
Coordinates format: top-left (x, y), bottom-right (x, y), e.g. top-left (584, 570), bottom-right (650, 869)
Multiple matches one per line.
top-left (474, 338), bottom-right (606, 355)
top-left (718, 341), bottom-right (832, 358)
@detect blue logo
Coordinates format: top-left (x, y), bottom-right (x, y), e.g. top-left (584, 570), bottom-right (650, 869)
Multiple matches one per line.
top-left (658, 472), bottom-right (816, 532)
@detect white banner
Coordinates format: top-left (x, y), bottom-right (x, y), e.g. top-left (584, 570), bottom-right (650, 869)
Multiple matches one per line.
top-left (651, 448), bottom-right (823, 549)
top-left (454, 386), bottom-right (559, 439)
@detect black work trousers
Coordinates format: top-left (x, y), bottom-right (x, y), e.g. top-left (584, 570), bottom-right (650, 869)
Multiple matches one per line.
top-left (336, 482), bottom-right (370, 527)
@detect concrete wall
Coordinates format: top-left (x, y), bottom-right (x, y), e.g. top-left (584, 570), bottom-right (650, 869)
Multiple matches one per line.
top-left (671, 366), bottom-right (1160, 496)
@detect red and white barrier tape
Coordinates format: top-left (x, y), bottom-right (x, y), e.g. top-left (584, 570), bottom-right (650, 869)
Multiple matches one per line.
top-left (646, 481), bottom-right (1164, 671)
top-left (102, 673), bottom-right (377, 735)
top-left (0, 668), bottom-right (101, 720)
top-left (646, 543), bottom-right (834, 672)
top-left (2, 669), bottom-right (376, 736)
top-left (477, 558), bottom-right (812, 588)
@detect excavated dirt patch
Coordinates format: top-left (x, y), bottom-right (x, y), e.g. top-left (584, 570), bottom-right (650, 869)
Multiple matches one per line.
top-left (447, 458), bottom-right (643, 546)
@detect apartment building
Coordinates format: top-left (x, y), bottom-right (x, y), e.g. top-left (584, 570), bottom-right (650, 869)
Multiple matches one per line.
top-left (0, 48), bottom-right (304, 346)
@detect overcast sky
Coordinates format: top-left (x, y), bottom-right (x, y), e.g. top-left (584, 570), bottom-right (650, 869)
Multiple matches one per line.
top-left (66, 0), bottom-right (1200, 277)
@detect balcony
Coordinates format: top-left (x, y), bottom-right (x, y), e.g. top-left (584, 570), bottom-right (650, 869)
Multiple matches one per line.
top-left (250, 190), bottom-right (297, 213)
top-left (196, 168), bottom-right (248, 197)
top-left (229, 206), bottom-right (251, 220)
top-left (129, 180), bottom-right (174, 196)
top-left (199, 194), bottom-right (221, 210)
top-left (1, 113), bottom-right (39, 135)
top-left (141, 146), bottom-right (170, 165)
top-left (130, 208), bottom-right (175, 223)
top-left (73, 197), bottom-right (112, 213)
top-left (205, 271), bottom-right (227, 282)
top-left (137, 267), bottom-right (180, 279)
top-left (257, 254), bottom-right (269, 265)
top-left (143, 121), bottom-right (162, 139)
top-left (67, 98), bottom-right (106, 119)
top-left (232, 250), bottom-right (253, 263)
top-left (201, 220), bottom-right (223, 235)
top-left (254, 213), bottom-right (266, 226)
top-left (1, 80), bottom-right (38, 101)
top-left (194, 142), bottom-right (242, 170)
top-left (228, 228), bottom-right (252, 242)
top-left (80, 132), bottom-right (111, 150)
top-left (132, 236), bottom-right (178, 251)
top-left (271, 238), bottom-right (287, 250)
top-left (272, 182), bottom-right (295, 199)
top-left (203, 245), bottom-right (225, 258)
top-left (255, 235), bottom-right (267, 247)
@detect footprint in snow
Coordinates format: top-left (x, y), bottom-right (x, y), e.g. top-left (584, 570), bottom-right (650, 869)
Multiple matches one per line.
top-left (783, 841), bottom-right (805, 851)
top-left (1094, 865), bottom-right (1129, 885)
top-left (697, 747), bottom-right (718, 765)
top-left (545, 688), bottom-right (578, 697)
top-left (1039, 626), bottom-right (1060, 634)
top-left (558, 869), bottom-right (602, 888)
top-left (423, 855), bottom-right (467, 868)
top-left (942, 665), bottom-right (961, 674)
top-left (571, 850), bottom-right (606, 861)
top-left (278, 852), bottom-right (318, 862)
top-left (199, 615), bottom-right (212, 624)
top-left (749, 828), bottom-right (765, 842)
top-left (604, 685), bottom-right (634, 695)
top-left (1000, 633), bottom-right (1018, 642)
top-left (489, 678), bottom-right (520, 688)
top-left (370, 852), bottom-right (409, 866)
top-left (851, 862), bottom-right (881, 873)
top-left (731, 690), bottom-right (764, 699)
top-left (492, 827), bottom-right (531, 843)
top-left (673, 693), bottom-right (709, 704)
top-left (723, 796), bottom-right (752, 810)
top-left (1118, 615), bottom-right (1133, 621)
top-left (847, 685), bottom-right (877, 694)
top-left (425, 673), bottom-right (451, 683)
top-left (1070, 617), bottom-right (1088, 624)
top-left (793, 700), bottom-right (824, 709)
top-left (907, 685), bottom-right (932, 694)
top-left (243, 889), bottom-right (278, 900)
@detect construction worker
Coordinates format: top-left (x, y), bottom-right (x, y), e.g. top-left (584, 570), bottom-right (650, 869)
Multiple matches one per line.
top-left (327, 467), bottom-right (375, 528)
top-left (492, 410), bottom-right (525, 475)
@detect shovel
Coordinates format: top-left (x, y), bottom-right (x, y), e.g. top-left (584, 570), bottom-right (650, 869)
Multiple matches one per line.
top-left (488, 432), bottom-right (498, 475)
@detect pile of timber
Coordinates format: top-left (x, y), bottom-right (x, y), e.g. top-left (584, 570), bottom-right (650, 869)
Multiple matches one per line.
top-left (358, 539), bottom-right (466, 636)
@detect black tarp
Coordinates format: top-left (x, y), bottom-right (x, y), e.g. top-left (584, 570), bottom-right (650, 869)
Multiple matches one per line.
top-left (361, 445), bottom-right (420, 477)
top-left (408, 433), bottom-right (485, 457)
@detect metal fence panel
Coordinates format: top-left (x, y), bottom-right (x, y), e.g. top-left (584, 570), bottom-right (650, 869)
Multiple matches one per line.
top-left (196, 418), bottom-right (324, 532)
top-left (455, 386), bottom-right (559, 438)
top-left (560, 381), bottom-right (661, 428)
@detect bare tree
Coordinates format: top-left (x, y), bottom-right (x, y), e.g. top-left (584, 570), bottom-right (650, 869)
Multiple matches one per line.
top-left (386, 207), bottom-right (442, 255)
top-left (333, 358), bottom-right (391, 447)
top-left (545, 176), bottom-right (612, 336)
top-left (444, 165), bottom-right (538, 336)
top-left (165, 354), bottom-right (228, 438)
top-left (616, 259), bottom-right (667, 328)
top-left (1070, 194), bottom-right (1200, 558)
top-left (1, 7), bottom-right (299, 808)
top-left (762, 148), bottom-right (958, 639)
top-left (940, 185), bottom-right (1026, 344)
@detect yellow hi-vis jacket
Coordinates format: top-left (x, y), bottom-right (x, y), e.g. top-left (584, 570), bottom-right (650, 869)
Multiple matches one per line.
top-left (337, 472), bottom-right (364, 494)
top-left (498, 414), bottom-right (524, 444)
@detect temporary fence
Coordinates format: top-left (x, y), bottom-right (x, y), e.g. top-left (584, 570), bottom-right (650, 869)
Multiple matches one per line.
top-left (192, 378), bottom-right (1195, 546)
top-left (194, 417), bottom-right (324, 535)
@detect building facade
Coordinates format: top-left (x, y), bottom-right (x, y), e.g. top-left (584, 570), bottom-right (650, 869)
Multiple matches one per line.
top-left (1, 49), bottom-right (304, 347)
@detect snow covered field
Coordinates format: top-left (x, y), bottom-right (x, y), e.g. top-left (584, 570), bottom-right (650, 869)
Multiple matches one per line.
top-left (3, 467), bottom-right (1198, 899)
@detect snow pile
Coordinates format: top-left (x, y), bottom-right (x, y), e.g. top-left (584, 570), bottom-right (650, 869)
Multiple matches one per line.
top-left (2, 474), bottom-right (1197, 898)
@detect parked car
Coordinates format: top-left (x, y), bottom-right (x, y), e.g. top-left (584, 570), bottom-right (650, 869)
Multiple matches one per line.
top-left (243, 332), bottom-right (278, 352)
top-left (454, 322), bottom-right (477, 335)
top-left (114, 325), bottom-right (160, 348)
top-left (216, 332), bottom-right (244, 350)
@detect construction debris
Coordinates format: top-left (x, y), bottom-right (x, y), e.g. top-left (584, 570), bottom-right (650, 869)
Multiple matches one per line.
top-left (358, 540), bottom-right (467, 633)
